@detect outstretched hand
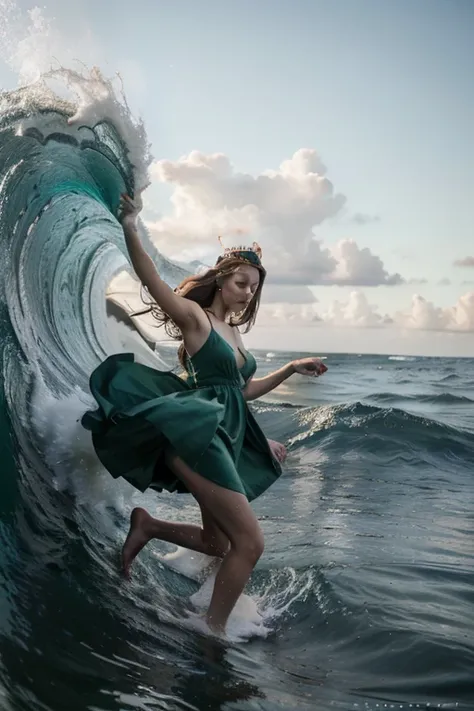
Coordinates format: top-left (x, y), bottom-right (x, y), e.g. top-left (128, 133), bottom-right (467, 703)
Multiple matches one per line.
top-left (292, 357), bottom-right (327, 377)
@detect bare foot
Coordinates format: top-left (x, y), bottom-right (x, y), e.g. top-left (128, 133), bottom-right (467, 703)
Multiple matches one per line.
top-left (121, 507), bottom-right (153, 579)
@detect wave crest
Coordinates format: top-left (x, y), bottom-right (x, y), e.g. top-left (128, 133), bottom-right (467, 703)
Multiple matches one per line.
top-left (288, 401), bottom-right (474, 458)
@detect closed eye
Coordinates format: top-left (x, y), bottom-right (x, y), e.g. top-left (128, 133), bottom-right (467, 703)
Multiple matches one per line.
top-left (237, 281), bottom-right (259, 292)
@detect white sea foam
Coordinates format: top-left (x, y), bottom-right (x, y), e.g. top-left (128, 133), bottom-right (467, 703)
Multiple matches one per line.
top-left (0, 1), bottom-right (152, 190)
top-left (29, 376), bottom-right (134, 509)
top-left (157, 546), bottom-right (317, 643)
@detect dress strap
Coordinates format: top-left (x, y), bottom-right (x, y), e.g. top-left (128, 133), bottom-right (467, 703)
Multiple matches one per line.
top-left (203, 309), bottom-right (215, 331)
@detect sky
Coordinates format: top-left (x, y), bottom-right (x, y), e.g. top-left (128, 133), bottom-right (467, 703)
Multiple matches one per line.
top-left (1, 0), bottom-right (474, 356)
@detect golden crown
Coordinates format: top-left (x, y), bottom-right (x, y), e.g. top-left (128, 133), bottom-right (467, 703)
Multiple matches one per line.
top-left (217, 236), bottom-right (263, 266)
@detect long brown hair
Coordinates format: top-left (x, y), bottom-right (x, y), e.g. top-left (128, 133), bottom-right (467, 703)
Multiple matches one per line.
top-left (141, 257), bottom-right (266, 370)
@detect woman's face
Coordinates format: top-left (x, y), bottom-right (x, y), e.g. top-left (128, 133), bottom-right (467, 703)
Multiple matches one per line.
top-left (220, 264), bottom-right (261, 312)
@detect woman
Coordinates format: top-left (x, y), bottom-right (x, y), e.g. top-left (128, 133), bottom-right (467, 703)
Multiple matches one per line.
top-left (82, 192), bottom-right (327, 636)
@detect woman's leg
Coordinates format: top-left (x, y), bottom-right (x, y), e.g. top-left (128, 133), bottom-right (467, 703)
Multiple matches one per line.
top-left (199, 504), bottom-right (230, 556)
top-left (164, 449), bottom-right (264, 634)
top-left (121, 504), bottom-right (229, 578)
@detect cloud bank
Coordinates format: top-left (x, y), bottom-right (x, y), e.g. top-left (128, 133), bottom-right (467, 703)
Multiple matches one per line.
top-left (260, 290), bottom-right (474, 333)
top-left (146, 149), bottom-right (402, 287)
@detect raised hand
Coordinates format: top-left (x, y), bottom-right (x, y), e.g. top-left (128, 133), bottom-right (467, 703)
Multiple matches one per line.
top-left (119, 192), bottom-right (144, 224)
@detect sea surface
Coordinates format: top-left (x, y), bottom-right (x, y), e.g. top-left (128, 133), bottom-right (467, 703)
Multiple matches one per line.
top-left (1, 61), bottom-right (474, 711)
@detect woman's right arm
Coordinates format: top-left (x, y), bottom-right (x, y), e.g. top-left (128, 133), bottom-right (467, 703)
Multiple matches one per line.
top-left (120, 194), bottom-right (199, 329)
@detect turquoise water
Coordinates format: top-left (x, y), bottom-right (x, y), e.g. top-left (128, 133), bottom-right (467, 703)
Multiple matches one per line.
top-left (1, 80), bottom-right (474, 711)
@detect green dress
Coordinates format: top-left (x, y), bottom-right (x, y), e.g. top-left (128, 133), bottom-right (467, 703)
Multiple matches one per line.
top-left (81, 323), bottom-right (282, 501)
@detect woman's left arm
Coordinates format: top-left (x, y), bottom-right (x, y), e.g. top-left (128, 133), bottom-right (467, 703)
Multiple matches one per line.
top-left (242, 357), bottom-right (327, 402)
top-left (242, 363), bottom-right (295, 402)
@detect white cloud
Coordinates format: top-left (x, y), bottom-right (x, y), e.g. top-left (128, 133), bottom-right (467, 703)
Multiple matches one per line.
top-left (258, 290), bottom-right (474, 333)
top-left (146, 149), bottom-right (401, 287)
top-left (394, 294), bottom-right (447, 331)
top-left (259, 302), bottom-right (322, 325)
top-left (259, 291), bottom-right (387, 328)
top-left (394, 292), bottom-right (474, 332)
top-left (324, 291), bottom-right (389, 328)
top-left (326, 239), bottom-right (403, 286)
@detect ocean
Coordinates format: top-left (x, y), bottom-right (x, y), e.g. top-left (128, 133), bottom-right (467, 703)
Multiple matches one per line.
top-left (1, 69), bottom-right (474, 711)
